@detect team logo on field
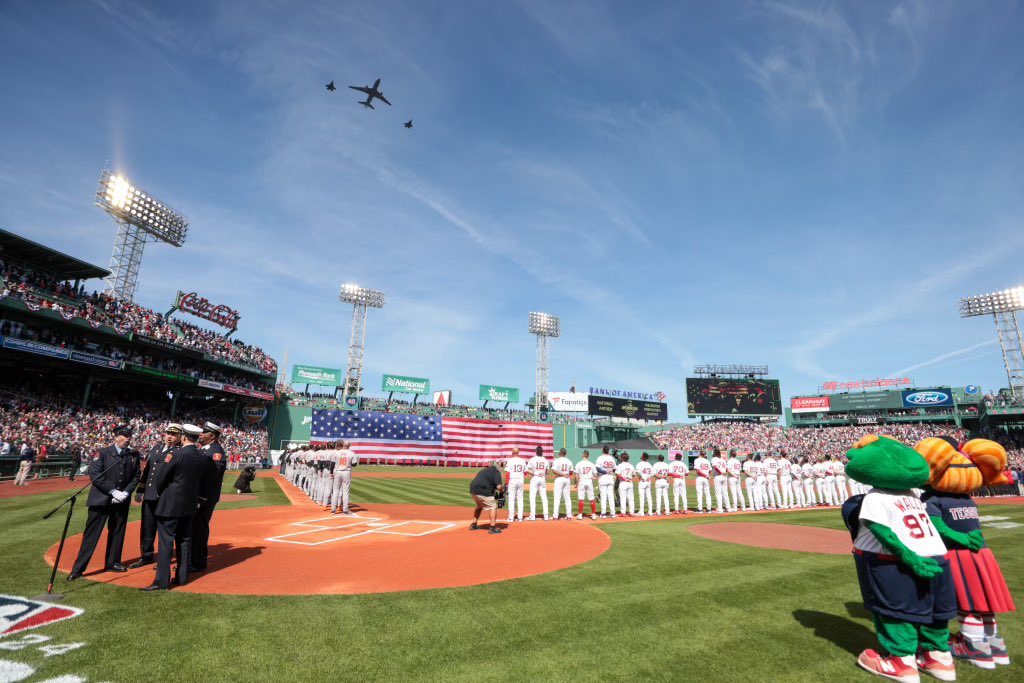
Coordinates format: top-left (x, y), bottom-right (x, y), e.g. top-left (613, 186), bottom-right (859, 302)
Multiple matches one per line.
top-left (0, 595), bottom-right (83, 638)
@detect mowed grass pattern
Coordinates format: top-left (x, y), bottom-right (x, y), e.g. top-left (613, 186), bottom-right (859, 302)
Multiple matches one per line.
top-left (0, 474), bottom-right (1020, 683)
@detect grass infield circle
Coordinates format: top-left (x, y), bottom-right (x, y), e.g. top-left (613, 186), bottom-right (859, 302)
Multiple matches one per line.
top-left (45, 502), bottom-right (611, 596)
top-left (688, 521), bottom-right (850, 554)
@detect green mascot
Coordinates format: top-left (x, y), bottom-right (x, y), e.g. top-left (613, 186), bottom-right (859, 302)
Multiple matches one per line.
top-left (842, 435), bottom-right (958, 683)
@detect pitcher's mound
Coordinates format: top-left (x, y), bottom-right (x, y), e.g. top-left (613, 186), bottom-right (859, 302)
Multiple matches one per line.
top-left (689, 522), bottom-right (849, 555)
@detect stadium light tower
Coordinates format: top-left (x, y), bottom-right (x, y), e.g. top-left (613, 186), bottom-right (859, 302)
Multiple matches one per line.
top-left (959, 286), bottom-right (1024, 400)
top-left (95, 170), bottom-right (189, 301)
top-left (339, 283), bottom-right (385, 402)
top-left (528, 311), bottom-right (560, 420)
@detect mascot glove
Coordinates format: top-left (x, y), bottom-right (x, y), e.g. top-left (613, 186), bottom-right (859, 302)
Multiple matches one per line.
top-left (901, 553), bottom-right (943, 580)
top-left (966, 530), bottom-right (985, 552)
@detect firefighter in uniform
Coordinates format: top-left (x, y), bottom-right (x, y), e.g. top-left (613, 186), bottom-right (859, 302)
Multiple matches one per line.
top-left (68, 425), bottom-right (141, 581)
top-left (130, 424), bottom-right (182, 568)
top-left (192, 422), bottom-right (227, 572)
top-left (144, 424), bottom-right (206, 591)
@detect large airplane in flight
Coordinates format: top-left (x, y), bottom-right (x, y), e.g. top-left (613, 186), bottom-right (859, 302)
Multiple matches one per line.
top-left (349, 78), bottom-right (391, 108)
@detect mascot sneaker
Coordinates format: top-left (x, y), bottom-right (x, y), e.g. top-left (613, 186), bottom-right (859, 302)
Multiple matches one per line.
top-left (916, 651), bottom-right (956, 681)
top-left (949, 634), bottom-right (995, 669)
top-left (858, 649), bottom-right (920, 683)
top-left (987, 637), bottom-right (1009, 665)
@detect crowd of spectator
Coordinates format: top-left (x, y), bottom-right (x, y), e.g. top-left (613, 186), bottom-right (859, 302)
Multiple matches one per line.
top-left (0, 386), bottom-right (268, 462)
top-left (0, 318), bottom-right (273, 392)
top-left (1, 255), bottom-right (276, 374)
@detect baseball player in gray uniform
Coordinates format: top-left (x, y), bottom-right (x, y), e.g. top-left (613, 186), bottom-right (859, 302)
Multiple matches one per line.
top-left (330, 440), bottom-right (358, 514)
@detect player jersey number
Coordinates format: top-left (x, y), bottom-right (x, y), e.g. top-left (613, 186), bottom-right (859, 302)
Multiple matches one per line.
top-left (902, 513), bottom-right (934, 539)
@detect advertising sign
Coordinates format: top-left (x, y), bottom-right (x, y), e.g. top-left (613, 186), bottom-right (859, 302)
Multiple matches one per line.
top-left (588, 386), bottom-right (667, 401)
top-left (134, 334), bottom-right (204, 358)
top-left (433, 390), bottom-right (452, 406)
top-left (685, 378), bottom-right (782, 416)
top-left (69, 350), bottom-right (123, 370)
top-left (1, 336), bottom-right (70, 360)
top-left (382, 373), bottom-right (430, 394)
top-left (791, 396), bottom-right (830, 413)
top-left (547, 391), bottom-right (589, 412)
top-left (822, 378), bottom-right (911, 392)
top-left (242, 404), bottom-right (269, 423)
top-left (479, 384), bottom-right (520, 403)
top-left (174, 291), bottom-right (241, 330)
top-left (901, 388), bottom-right (954, 409)
top-left (588, 394), bottom-right (668, 421)
top-left (125, 363), bottom-right (197, 384)
top-left (291, 365), bottom-right (342, 386)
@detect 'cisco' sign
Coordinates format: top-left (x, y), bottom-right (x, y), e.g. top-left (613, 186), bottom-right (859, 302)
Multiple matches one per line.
top-left (901, 388), bottom-right (954, 408)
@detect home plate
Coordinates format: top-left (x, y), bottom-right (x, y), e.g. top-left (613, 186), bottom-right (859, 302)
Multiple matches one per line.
top-left (366, 523), bottom-right (390, 527)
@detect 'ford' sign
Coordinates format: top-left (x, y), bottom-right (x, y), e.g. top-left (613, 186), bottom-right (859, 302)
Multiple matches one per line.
top-left (902, 388), bottom-right (954, 408)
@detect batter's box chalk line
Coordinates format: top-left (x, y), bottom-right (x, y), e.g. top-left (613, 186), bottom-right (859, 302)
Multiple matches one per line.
top-left (264, 513), bottom-right (457, 546)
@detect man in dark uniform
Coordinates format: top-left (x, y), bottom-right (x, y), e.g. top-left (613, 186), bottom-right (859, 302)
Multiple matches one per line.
top-left (69, 447), bottom-right (82, 482)
top-left (144, 424), bottom-right (205, 591)
top-left (67, 425), bottom-right (141, 581)
top-left (191, 422), bottom-right (227, 572)
top-left (129, 424), bottom-right (183, 568)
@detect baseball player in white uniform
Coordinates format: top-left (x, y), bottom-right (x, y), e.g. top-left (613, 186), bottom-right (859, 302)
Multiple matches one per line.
top-left (763, 453), bottom-right (781, 509)
top-left (692, 452), bottom-right (712, 513)
top-left (551, 448), bottom-right (574, 520)
top-left (777, 452), bottom-right (793, 509)
top-left (615, 454), bottom-right (636, 516)
top-left (595, 447), bottom-right (618, 518)
top-left (652, 455), bottom-right (671, 515)
top-left (669, 453), bottom-right (689, 513)
top-left (574, 450), bottom-right (598, 519)
top-left (727, 453), bottom-right (745, 512)
top-left (504, 448), bottom-right (527, 522)
top-left (812, 458), bottom-right (830, 506)
top-left (832, 456), bottom-right (848, 503)
top-left (527, 446), bottom-right (550, 521)
top-left (823, 457), bottom-right (838, 506)
top-left (743, 457), bottom-right (761, 511)
top-left (711, 450), bottom-right (729, 514)
top-left (789, 456), bottom-right (805, 508)
top-left (800, 458), bottom-right (816, 506)
top-left (754, 456), bottom-right (768, 510)
top-left (635, 454), bottom-right (654, 516)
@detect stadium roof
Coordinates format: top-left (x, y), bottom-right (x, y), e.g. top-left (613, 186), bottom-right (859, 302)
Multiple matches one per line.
top-left (0, 227), bottom-right (109, 280)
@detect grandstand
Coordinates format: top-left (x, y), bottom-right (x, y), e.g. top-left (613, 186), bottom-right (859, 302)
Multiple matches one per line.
top-left (0, 228), bottom-right (274, 479)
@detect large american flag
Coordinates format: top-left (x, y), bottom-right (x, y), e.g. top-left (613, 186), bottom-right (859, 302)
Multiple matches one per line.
top-left (310, 410), bottom-right (553, 462)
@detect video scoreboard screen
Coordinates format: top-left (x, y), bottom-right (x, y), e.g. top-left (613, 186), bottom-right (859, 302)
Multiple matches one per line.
top-left (685, 378), bottom-right (782, 416)
top-left (587, 394), bottom-right (668, 421)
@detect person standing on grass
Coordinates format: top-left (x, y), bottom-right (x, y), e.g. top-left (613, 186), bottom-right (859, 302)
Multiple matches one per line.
top-left (469, 461), bottom-right (504, 534)
top-left (14, 441), bottom-right (36, 486)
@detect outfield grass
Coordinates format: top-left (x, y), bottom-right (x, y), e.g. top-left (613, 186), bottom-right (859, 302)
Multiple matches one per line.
top-left (0, 477), bottom-right (1020, 683)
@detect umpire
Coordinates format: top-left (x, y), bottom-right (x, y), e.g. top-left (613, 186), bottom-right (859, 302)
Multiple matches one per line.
top-left (68, 425), bottom-right (141, 581)
top-left (192, 422), bottom-right (227, 572)
top-left (129, 423), bottom-right (182, 568)
top-left (144, 424), bottom-right (205, 591)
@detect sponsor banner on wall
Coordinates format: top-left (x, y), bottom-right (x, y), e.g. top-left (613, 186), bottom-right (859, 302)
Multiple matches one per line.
top-left (198, 379), bottom-right (225, 391)
top-left (134, 334), bottom-right (204, 358)
top-left (243, 404), bottom-right (269, 423)
top-left (1, 336), bottom-right (71, 360)
top-left (791, 396), bottom-right (830, 413)
top-left (69, 350), bottom-right (123, 370)
top-left (588, 386), bottom-right (666, 401)
top-left (291, 365), bottom-right (342, 386)
top-left (901, 388), bottom-right (954, 409)
top-left (547, 391), bottom-right (589, 412)
top-left (588, 394), bottom-right (668, 421)
top-left (125, 363), bottom-right (198, 384)
top-left (433, 390), bottom-right (452, 406)
top-left (382, 373), bottom-right (430, 394)
top-left (479, 384), bottom-right (520, 403)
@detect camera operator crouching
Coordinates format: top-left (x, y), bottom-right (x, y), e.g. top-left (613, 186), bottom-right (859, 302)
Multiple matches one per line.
top-left (469, 460), bottom-right (505, 535)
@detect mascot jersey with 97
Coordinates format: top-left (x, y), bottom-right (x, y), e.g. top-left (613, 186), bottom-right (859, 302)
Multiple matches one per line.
top-left (854, 490), bottom-right (947, 557)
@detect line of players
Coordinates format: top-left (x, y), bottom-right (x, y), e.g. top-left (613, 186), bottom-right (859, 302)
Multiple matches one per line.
top-left (501, 446), bottom-right (866, 521)
top-left (281, 442), bottom-right (359, 514)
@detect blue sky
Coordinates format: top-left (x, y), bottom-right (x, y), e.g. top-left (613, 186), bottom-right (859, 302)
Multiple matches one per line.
top-left (1, 0), bottom-right (1022, 413)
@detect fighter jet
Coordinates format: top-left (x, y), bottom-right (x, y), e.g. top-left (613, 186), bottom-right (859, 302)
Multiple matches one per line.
top-left (349, 78), bottom-right (391, 108)
top-left (325, 81), bottom-right (336, 92)
top-left (404, 120), bottom-right (413, 129)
